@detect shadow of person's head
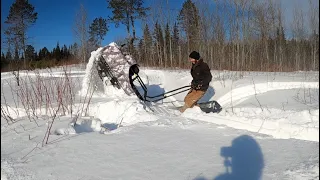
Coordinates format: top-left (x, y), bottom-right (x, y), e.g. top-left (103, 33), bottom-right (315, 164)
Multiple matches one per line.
top-left (215, 135), bottom-right (264, 180)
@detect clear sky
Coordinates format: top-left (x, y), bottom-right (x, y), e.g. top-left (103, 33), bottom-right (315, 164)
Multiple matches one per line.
top-left (1, 0), bottom-right (134, 52)
top-left (0, 0), bottom-right (186, 53)
top-left (1, 0), bottom-right (318, 54)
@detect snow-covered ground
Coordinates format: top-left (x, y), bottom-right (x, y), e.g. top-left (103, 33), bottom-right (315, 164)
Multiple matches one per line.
top-left (1, 48), bottom-right (319, 179)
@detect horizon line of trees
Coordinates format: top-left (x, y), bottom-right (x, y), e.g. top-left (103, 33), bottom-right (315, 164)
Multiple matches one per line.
top-left (1, 42), bottom-right (82, 71)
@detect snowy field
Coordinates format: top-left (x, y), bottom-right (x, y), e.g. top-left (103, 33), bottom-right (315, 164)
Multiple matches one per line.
top-left (1, 63), bottom-right (319, 179)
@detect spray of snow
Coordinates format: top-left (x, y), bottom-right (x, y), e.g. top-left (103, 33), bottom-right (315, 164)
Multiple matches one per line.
top-left (80, 42), bottom-right (136, 98)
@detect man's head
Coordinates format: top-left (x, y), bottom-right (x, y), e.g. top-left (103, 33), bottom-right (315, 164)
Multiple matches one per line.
top-left (189, 51), bottom-right (200, 64)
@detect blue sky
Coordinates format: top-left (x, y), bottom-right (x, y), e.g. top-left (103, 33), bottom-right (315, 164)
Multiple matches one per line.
top-left (1, 0), bottom-right (185, 53)
top-left (1, 0), bottom-right (318, 54)
top-left (1, 0), bottom-right (134, 52)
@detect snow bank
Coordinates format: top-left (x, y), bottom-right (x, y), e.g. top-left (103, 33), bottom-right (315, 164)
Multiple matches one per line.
top-left (218, 81), bottom-right (319, 107)
top-left (153, 69), bottom-right (319, 142)
top-left (62, 69), bottom-right (320, 141)
top-left (1, 63), bottom-right (318, 142)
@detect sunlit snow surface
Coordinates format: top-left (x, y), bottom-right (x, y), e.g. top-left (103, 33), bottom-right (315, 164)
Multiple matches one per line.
top-left (1, 43), bottom-right (318, 179)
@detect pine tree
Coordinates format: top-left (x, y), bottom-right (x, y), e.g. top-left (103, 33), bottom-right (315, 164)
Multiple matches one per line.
top-left (106, 0), bottom-right (149, 53)
top-left (54, 42), bottom-right (61, 61)
top-left (178, 0), bottom-right (200, 52)
top-left (172, 22), bottom-right (180, 66)
top-left (5, 0), bottom-right (38, 68)
top-left (1, 53), bottom-right (6, 61)
top-left (38, 47), bottom-right (49, 60)
top-left (153, 21), bottom-right (164, 67)
top-left (42, 47), bottom-right (50, 60)
top-left (70, 43), bottom-right (79, 57)
top-left (25, 45), bottom-right (35, 61)
top-left (63, 45), bottom-right (69, 59)
top-left (164, 23), bottom-right (171, 67)
top-left (89, 17), bottom-right (108, 46)
top-left (38, 49), bottom-right (42, 60)
top-left (138, 38), bottom-right (144, 64)
top-left (1, 53), bottom-right (7, 68)
top-left (6, 51), bottom-right (13, 61)
top-left (143, 24), bottom-right (152, 66)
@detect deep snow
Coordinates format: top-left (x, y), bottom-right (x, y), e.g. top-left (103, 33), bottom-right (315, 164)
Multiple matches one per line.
top-left (1, 44), bottom-right (319, 179)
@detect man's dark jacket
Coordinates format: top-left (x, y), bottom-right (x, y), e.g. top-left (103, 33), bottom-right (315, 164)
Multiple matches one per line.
top-left (191, 59), bottom-right (212, 91)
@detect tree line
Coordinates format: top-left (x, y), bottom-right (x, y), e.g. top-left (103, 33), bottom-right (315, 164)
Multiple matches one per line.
top-left (134, 0), bottom-right (319, 72)
top-left (2, 0), bottom-right (319, 72)
top-left (2, 0), bottom-right (108, 71)
top-left (1, 43), bottom-right (81, 70)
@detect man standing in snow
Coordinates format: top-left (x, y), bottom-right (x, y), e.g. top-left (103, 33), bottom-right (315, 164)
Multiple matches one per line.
top-left (180, 51), bottom-right (212, 113)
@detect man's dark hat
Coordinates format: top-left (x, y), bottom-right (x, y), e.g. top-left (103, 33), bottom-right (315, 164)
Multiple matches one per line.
top-left (189, 51), bottom-right (200, 60)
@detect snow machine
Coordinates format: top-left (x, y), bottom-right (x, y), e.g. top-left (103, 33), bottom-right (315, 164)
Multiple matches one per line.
top-left (95, 55), bottom-right (121, 89)
top-left (84, 43), bottom-right (136, 96)
top-left (128, 64), bottom-right (222, 113)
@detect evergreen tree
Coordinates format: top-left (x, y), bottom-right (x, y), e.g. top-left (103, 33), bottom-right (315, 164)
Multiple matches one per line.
top-left (172, 22), bottom-right (180, 66)
top-left (25, 45), bottom-right (35, 61)
top-left (164, 23), bottom-right (171, 66)
top-left (38, 49), bottom-right (42, 60)
top-left (62, 45), bottom-right (69, 59)
top-left (38, 47), bottom-right (49, 60)
top-left (5, 0), bottom-right (38, 67)
top-left (153, 21), bottom-right (164, 66)
top-left (70, 43), bottom-right (79, 57)
top-left (178, 0), bottom-right (200, 51)
top-left (6, 51), bottom-right (13, 61)
top-left (89, 17), bottom-right (108, 46)
top-left (1, 53), bottom-right (6, 62)
top-left (143, 24), bottom-right (152, 66)
top-left (106, 0), bottom-right (149, 52)
top-left (1, 52), bottom-right (8, 68)
top-left (54, 42), bottom-right (61, 61)
top-left (1, 52), bottom-right (8, 69)
top-left (138, 38), bottom-right (144, 64)
top-left (42, 47), bottom-right (50, 60)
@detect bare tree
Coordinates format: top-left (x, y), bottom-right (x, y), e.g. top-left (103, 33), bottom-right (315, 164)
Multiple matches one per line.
top-left (291, 3), bottom-right (306, 70)
top-left (308, 0), bottom-right (319, 70)
top-left (73, 3), bottom-right (89, 66)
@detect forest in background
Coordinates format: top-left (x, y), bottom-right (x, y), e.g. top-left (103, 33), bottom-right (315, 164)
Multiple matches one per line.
top-left (1, 0), bottom-right (319, 72)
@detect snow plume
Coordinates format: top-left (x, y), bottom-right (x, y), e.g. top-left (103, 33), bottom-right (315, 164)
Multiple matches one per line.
top-left (80, 42), bottom-right (136, 98)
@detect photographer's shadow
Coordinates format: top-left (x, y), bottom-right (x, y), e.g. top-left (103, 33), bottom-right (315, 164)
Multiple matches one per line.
top-left (214, 135), bottom-right (264, 180)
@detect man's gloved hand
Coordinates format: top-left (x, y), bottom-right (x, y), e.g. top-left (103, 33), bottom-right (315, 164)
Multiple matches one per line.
top-left (194, 84), bottom-right (202, 90)
top-left (191, 82), bottom-right (202, 90)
